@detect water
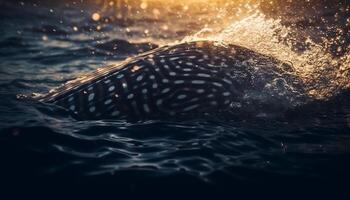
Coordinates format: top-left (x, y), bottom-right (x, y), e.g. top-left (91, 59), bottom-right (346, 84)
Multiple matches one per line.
top-left (0, 0), bottom-right (350, 197)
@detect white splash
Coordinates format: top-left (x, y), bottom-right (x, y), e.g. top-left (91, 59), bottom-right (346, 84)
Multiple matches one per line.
top-left (184, 10), bottom-right (350, 100)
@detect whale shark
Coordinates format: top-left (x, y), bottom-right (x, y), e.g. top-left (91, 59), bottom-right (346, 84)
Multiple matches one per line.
top-left (39, 41), bottom-right (308, 120)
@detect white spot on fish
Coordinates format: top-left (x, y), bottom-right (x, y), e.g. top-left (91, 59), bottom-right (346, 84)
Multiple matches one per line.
top-left (108, 86), bottom-right (115, 91)
top-left (111, 110), bottom-right (120, 116)
top-left (175, 80), bottom-right (184, 84)
top-left (197, 89), bottom-right (205, 93)
top-left (69, 105), bottom-right (75, 111)
top-left (152, 83), bottom-right (158, 89)
top-left (213, 82), bottom-right (223, 87)
top-left (104, 99), bottom-right (112, 105)
top-left (117, 74), bottom-right (124, 79)
top-left (169, 72), bottom-right (176, 76)
top-left (191, 98), bottom-right (199, 102)
top-left (136, 75), bottom-right (143, 82)
top-left (143, 104), bottom-right (150, 113)
top-left (68, 96), bottom-right (74, 102)
top-left (210, 101), bottom-right (218, 106)
top-left (127, 94), bottom-right (134, 99)
top-left (89, 106), bottom-right (96, 112)
top-left (223, 92), bottom-right (230, 96)
top-left (192, 80), bottom-right (205, 84)
top-left (156, 99), bottom-right (163, 106)
top-left (177, 94), bottom-right (186, 100)
top-left (182, 104), bottom-right (199, 112)
top-left (223, 78), bottom-right (232, 84)
top-left (161, 88), bottom-right (170, 93)
top-left (88, 93), bottom-right (95, 101)
top-left (162, 79), bottom-right (169, 83)
top-left (197, 73), bottom-right (211, 78)
top-left (150, 75), bottom-right (155, 80)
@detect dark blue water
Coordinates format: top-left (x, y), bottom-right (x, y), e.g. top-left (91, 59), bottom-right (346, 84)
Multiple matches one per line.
top-left (0, 0), bottom-right (350, 198)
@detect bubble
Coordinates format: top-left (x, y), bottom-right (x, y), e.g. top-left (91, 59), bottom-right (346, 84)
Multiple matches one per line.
top-left (140, 2), bottom-right (148, 10)
top-left (92, 13), bottom-right (101, 21)
top-left (152, 9), bottom-right (160, 16)
top-left (162, 25), bottom-right (169, 31)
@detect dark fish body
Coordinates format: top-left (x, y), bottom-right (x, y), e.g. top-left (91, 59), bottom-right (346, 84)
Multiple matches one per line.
top-left (40, 41), bottom-right (307, 120)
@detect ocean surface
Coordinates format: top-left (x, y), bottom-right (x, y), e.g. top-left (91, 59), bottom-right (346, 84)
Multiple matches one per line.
top-left (0, 0), bottom-right (350, 197)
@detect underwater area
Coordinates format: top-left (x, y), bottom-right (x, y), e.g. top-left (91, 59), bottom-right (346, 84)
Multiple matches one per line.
top-left (0, 0), bottom-right (349, 197)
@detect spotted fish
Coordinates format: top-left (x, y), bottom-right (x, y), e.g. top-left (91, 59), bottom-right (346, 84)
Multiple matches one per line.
top-left (39, 41), bottom-right (307, 120)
